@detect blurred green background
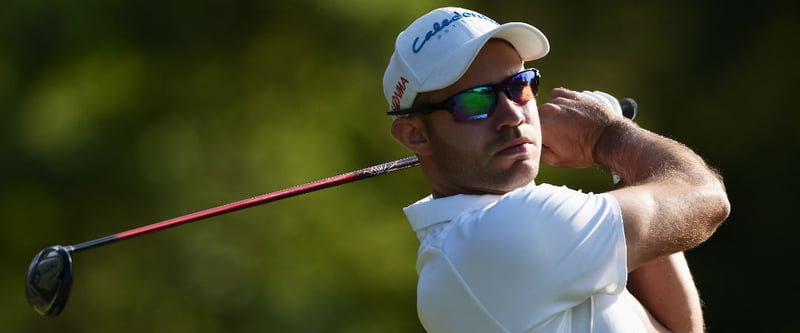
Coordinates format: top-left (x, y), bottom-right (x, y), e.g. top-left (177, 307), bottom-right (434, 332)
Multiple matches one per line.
top-left (2, 0), bottom-right (797, 332)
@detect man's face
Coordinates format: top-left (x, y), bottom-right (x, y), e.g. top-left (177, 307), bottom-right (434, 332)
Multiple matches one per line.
top-left (417, 40), bottom-right (542, 196)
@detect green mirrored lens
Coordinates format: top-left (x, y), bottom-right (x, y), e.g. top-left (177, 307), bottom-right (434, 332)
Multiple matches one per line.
top-left (452, 87), bottom-right (496, 121)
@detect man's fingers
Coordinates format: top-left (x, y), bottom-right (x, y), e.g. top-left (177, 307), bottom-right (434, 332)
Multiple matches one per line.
top-left (537, 88), bottom-right (604, 169)
top-left (547, 87), bottom-right (581, 102)
top-left (540, 146), bottom-right (568, 167)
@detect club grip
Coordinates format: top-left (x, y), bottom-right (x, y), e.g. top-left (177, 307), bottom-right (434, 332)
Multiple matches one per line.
top-left (619, 97), bottom-right (638, 120)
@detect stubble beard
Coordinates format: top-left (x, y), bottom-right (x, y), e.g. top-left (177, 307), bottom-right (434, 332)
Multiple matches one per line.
top-left (436, 148), bottom-right (538, 195)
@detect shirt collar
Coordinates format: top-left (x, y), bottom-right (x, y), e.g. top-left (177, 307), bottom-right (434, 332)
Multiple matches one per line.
top-left (403, 193), bottom-right (503, 233)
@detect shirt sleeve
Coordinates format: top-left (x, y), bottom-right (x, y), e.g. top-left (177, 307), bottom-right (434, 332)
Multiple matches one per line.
top-left (440, 184), bottom-right (627, 327)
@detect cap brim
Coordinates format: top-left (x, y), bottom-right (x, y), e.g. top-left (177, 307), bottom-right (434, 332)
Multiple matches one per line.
top-left (419, 22), bottom-right (549, 93)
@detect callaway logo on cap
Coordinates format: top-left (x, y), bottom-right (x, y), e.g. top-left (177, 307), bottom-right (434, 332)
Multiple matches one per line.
top-left (383, 7), bottom-right (550, 112)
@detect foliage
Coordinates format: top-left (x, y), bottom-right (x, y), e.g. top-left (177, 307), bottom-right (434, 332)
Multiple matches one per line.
top-left (1, 0), bottom-right (797, 331)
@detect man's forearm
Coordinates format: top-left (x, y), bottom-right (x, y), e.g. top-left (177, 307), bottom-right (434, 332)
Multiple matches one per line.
top-left (598, 119), bottom-right (730, 268)
top-left (627, 252), bottom-right (705, 333)
top-left (594, 119), bottom-right (719, 188)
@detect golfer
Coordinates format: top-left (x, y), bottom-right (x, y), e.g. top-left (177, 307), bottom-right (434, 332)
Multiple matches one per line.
top-left (383, 7), bottom-right (730, 333)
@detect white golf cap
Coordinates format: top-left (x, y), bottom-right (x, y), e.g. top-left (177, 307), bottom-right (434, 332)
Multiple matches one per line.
top-left (383, 7), bottom-right (549, 112)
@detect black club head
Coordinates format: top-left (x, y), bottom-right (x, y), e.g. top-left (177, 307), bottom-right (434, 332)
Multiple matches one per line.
top-left (26, 246), bottom-right (73, 316)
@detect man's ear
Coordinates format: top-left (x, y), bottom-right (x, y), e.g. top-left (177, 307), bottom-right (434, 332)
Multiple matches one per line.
top-left (390, 117), bottom-right (432, 156)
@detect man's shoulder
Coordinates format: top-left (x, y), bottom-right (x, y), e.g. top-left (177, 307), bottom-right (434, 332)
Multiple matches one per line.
top-left (487, 182), bottom-right (620, 225)
top-left (501, 182), bottom-right (596, 204)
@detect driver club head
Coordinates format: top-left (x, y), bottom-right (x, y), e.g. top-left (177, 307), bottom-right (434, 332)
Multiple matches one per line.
top-left (26, 245), bottom-right (73, 316)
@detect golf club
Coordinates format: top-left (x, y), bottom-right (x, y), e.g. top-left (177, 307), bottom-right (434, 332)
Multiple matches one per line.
top-left (25, 155), bottom-right (420, 316)
top-left (26, 98), bottom-right (638, 317)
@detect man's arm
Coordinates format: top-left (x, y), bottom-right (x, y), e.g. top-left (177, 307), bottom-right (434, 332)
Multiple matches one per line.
top-left (594, 116), bottom-right (729, 270)
top-left (628, 252), bottom-right (705, 333)
top-left (539, 88), bottom-right (727, 332)
top-left (538, 87), bottom-right (730, 270)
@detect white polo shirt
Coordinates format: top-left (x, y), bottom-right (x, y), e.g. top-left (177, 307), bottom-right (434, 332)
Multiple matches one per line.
top-left (403, 183), bottom-right (648, 333)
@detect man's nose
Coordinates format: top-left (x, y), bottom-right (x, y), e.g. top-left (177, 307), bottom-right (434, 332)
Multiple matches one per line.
top-left (494, 91), bottom-right (529, 130)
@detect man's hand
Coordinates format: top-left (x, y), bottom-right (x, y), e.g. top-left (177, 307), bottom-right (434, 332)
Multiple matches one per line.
top-left (538, 87), bottom-right (629, 168)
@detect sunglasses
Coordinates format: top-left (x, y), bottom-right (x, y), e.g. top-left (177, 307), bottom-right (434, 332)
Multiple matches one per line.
top-left (387, 68), bottom-right (540, 122)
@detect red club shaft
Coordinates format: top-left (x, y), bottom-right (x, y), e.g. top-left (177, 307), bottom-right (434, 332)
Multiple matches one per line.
top-left (70, 156), bottom-right (420, 252)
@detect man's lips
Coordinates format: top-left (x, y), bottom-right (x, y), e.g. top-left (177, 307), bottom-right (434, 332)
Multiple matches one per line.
top-left (496, 138), bottom-right (535, 155)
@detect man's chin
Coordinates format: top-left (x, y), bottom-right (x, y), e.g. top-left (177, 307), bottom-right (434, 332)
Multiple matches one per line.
top-left (511, 156), bottom-right (539, 174)
top-left (499, 161), bottom-right (538, 191)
